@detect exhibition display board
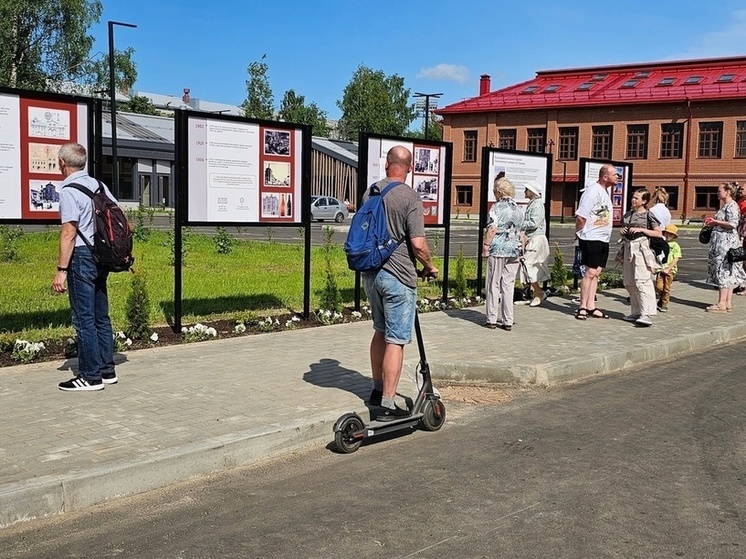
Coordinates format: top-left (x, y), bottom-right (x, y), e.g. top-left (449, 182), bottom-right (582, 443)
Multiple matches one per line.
top-left (355, 133), bottom-right (453, 305)
top-left (579, 158), bottom-right (633, 226)
top-left (173, 110), bottom-right (313, 331)
top-left (0, 87), bottom-right (98, 224)
top-left (477, 147), bottom-right (553, 289)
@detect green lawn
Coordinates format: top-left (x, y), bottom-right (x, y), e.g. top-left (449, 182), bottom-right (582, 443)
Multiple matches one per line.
top-left (0, 229), bottom-right (474, 343)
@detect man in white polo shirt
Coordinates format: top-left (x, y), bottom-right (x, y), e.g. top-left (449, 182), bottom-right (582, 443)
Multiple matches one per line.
top-left (574, 164), bottom-right (616, 320)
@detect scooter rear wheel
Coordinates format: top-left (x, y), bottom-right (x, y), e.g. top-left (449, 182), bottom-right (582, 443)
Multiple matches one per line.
top-left (334, 416), bottom-right (364, 453)
top-left (420, 397), bottom-right (446, 431)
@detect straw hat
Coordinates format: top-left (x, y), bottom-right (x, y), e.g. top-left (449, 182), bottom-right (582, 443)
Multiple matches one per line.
top-left (663, 224), bottom-right (678, 238)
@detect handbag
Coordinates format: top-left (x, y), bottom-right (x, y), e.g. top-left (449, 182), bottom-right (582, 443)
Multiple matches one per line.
top-left (699, 226), bottom-right (712, 244)
top-left (727, 246), bottom-right (746, 263)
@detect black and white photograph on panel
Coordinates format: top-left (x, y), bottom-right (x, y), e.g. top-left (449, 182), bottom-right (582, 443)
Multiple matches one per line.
top-left (264, 129), bottom-right (291, 156)
top-left (415, 177), bottom-right (438, 201)
top-left (28, 180), bottom-right (61, 211)
top-left (263, 161), bottom-right (291, 186)
top-left (414, 146), bottom-right (440, 174)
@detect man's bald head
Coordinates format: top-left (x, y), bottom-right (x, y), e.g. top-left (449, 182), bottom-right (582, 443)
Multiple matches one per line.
top-left (385, 146), bottom-right (412, 180)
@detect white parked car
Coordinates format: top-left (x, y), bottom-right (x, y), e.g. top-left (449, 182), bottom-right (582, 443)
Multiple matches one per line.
top-left (311, 196), bottom-right (349, 222)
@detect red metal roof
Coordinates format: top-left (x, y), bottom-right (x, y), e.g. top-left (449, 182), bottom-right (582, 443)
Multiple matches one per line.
top-left (438, 56), bottom-right (746, 114)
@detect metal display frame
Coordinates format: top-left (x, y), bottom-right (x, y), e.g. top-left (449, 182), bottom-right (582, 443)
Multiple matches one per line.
top-left (0, 86), bottom-right (101, 225)
top-left (477, 147), bottom-right (553, 289)
top-left (173, 109), bottom-right (312, 331)
top-left (354, 132), bottom-right (453, 308)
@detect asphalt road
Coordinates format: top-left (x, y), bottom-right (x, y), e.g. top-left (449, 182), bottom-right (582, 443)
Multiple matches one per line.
top-left (3, 342), bottom-right (744, 558)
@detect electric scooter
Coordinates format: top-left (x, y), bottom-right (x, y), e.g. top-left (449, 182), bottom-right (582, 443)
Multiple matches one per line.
top-left (332, 309), bottom-right (446, 453)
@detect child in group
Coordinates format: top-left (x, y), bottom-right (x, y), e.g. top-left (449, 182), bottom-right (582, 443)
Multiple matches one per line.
top-left (655, 224), bottom-right (682, 312)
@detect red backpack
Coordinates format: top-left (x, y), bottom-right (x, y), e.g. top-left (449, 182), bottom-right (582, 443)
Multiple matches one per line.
top-left (65, 181), bottom-right (135, 272)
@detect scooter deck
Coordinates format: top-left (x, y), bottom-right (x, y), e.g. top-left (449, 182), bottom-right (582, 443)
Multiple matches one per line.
top-left (364, 412), bottom-right (424, 434)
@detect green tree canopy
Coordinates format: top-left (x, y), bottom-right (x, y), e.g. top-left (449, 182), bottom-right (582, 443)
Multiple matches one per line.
top-left (122, 94), bottom-right (159, 116)
top-left (336, 65), bottom-right (416, 141)
top-left (0, 0), bottom-right (103, 90)
top-left (241, 56), bottom-right (274, 120)
top-left (84, 47), bottom-right (138, 96)
top-left (278, 89), bottom-right (330, 137)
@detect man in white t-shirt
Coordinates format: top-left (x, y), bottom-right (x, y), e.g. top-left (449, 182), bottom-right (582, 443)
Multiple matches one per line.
top-left (574, 164), bottom-right (616, 320)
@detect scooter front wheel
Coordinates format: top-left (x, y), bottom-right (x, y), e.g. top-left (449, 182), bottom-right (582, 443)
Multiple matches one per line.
top-left (334, 415), bottom-right (365, 453)
top-left (420, 397), bottom-right (446, 432)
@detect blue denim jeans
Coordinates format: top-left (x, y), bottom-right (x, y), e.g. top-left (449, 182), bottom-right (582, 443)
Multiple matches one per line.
top-left (362, 269), bottom-right (416, 345)
top-left (67, 247), bottom-right (115, 381)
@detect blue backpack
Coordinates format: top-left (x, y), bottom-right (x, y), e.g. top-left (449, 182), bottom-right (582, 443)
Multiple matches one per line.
top-left (344, 181), bottom-right (403, 272)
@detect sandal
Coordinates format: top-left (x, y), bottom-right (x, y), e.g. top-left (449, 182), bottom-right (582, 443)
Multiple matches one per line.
top-left (575, 308), bottom-right (588, 321)
top-left (705, 305), bottom-right (728, 313)
top-left (587, 308), bottom-right (610, 319)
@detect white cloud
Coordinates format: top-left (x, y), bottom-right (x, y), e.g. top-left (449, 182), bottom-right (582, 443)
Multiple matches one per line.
top-left (416, 64), bottom-right (470, 84)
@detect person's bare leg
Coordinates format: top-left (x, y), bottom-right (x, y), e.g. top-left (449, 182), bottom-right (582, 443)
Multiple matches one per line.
top-left (381, 342), bottom-right (404, 399)
top-left (581, 266), bottom-right (602, 309)
top-left (370, 331), bottom-right (385, 384)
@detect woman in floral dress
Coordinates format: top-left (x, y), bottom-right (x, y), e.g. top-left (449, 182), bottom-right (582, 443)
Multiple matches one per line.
top-left (705, 181), bottom-right (746, 312)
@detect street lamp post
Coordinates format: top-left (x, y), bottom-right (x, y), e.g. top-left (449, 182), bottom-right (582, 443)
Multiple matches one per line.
top-left (413, 92), bottom-right (443, 137)
top-left (557, 160), bottom-right (567, 223)
top-left (108, 20), bottom-right (137, 198)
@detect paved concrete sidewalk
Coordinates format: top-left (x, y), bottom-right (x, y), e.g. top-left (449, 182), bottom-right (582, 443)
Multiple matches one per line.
top-left (1, 279), bottom-right (744, 528)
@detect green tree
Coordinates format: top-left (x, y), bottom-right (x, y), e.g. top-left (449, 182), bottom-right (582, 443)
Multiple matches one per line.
top-left (0, 0), bottom-right (103, 91)
top-left (84, 47), bottom-right (138, 96)
top-left (336, 65), bottom-right (416, 141)
top-left (241, 55), bottom-right (274, 120)
top-left (122, 94), bottom-right (159, 115)
top-left (278, 89), bottom-right (330, 137)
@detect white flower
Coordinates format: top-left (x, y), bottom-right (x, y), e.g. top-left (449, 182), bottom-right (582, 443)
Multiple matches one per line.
top-left (206, 327), bottom-right (217, 337)
top-left (181, 327), bottom-right (188, 333)
top-left (150, 332), bottom-right (159, 342)
top-left (351, 311), bottom-right (362, 319)
top-left (117, 331), bottom-right (126, 339)
top-left (234, 323), bottom-right (246, 334)
top-left (125, 338), bottom-right (132, 347)
top-left (291, 316), bottom-right (300, 322)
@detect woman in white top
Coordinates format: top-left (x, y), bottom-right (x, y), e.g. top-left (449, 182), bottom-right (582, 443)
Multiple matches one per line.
top-left (520, 183), bottom-right (551, 306)
top-left (648, 187), bottom-right (671, 229)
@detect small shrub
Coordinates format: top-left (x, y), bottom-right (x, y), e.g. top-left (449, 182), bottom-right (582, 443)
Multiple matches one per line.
top-left (452, 245), bottom-right (468, 299)
top-left (266, 226), bottom-right (275, 243)
top-left (320, 226), bottom-right (341, 312)
top-left (213, 227), bottom-right (234, 255)
top-left (550, 243), bottom-right (569, 293)
top-left (599, 267), bottom-right (624, 290)
top-left (125, 273), bottom-right (151, 340)
top-left (0, 225), bottom-right (24, 262)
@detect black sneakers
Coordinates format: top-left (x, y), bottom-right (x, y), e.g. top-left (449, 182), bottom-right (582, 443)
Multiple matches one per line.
top-left (58, 375), bottom-right (104, 392)
top-left (102, 372), bottom-right (118, 385)
top-left (376, 405), bottom-right (410, 422)
top-left (368, 388), bottom-right (382, 407)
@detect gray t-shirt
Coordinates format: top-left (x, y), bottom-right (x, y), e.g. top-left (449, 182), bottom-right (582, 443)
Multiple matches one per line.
top-left (362, 178), bottom-right (426, 288)
top-left (59, 170), bottom-right (117, 246)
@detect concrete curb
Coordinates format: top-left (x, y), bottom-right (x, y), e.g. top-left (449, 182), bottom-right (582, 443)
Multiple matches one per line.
top-left (0, 411), bottom-right (348, 528)
top-left (432, 322), bottom-right (746, 385)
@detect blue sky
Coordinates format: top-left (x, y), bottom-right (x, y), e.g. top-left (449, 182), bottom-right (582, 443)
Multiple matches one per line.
top-left (89, 0), bottom-right (746, 121)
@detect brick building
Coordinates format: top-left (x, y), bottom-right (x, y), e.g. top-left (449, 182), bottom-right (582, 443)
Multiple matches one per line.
top-left (438, 56), bottom-right (746, 221)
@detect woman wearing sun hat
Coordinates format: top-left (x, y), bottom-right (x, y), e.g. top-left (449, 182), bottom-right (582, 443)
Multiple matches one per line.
top-left (520, 182), bottom-right (551, 307)
top-left (654, 223), bottom-right (682, 313)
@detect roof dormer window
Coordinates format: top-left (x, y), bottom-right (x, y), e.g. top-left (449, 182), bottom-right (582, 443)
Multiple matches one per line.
top-left (521, 85), bottom-right (539, 94)
top-left (621, 80), bottom-right (639, 89)
top-left (684, 76), bottom-right (703, 85)
top-left (577, 82), bottom-right (594, 91)
top-left (717, 74), bottom-right (735, 83)
top-left (658, 77), bottom-right (676, 86)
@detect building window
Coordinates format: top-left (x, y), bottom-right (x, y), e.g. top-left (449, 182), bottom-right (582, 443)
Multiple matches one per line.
top-left (498, 129), bottom-right (516, 150)
top-left (527, 128), bottom-right (546, 153)
top-left (736, 121), bottom-right (746, 158)
top-left (591, 126), bottom-right (613, 159)
top-left (626, 124), bottom-right (648, 159)
top-left (698, 122), bottom-right (722, 158)
top-left (660, 123), bottom-right (684, 159)
top-left (656, 186), bottom-right (680, 210)
top-left (102, 155), bottom-right (136, 200)
top-left (456, 185), bottom-right (473, 206)
top-left (695, 186), bottom-right (719, 210)
top-left (463, 130), bottom-right (477, 162)
top-left (558, 127), bottom-right (579, 160)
